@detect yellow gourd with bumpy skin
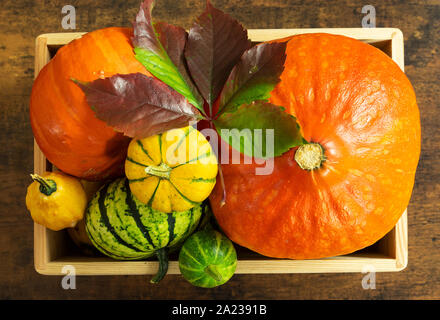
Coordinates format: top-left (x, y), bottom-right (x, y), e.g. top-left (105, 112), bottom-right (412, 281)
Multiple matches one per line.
top-left (125, 126), bottom-right (218, 213)
top-left (26, 172), bottom-right (87, 231)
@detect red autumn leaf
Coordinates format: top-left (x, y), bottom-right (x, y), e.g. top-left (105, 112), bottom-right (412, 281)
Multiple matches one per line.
top-left (132, 0), bottom-right (164, 57)
top-left (132, 0), bottom-right (204, 110)
top-left (185, 0), bottom-right (251, 109)
top-left (74, 73), bottom-right (203, 139)
top-left (217, 42), bottom-right (287, 116)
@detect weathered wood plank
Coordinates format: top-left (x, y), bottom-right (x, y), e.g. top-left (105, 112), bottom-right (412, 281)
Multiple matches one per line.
top-left (0, 0), bottom-right (438, 299)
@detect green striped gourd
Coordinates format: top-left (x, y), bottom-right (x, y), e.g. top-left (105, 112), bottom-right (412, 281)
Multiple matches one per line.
top-left (179, 229), bottom-right (237, 288)
top-left (85, 178), bottom-right (203, 283)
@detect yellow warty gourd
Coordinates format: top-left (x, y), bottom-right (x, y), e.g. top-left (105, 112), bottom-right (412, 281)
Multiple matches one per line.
top-left (25, 172), bottom-right (87, 231)
top-left (125, 126), bottom-right (218, 213)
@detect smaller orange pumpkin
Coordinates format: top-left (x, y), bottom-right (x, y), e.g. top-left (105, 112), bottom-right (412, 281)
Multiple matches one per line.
top-left (30, 27), bottom-right (150, 181)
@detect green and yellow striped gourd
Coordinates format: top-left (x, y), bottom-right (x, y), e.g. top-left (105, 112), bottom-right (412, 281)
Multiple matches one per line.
top-left (125, 126), bottom-right (218, 213)
top-left (85, 178), bottom-right (204, 283)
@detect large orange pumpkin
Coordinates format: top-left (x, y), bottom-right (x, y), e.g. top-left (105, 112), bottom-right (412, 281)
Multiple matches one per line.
top-left (209, 33), bottom-right (421, 259)
top-left (30, 27), bottom-right (149, 181)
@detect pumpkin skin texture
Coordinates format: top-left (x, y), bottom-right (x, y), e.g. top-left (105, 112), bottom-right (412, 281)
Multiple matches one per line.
top-left (30, 27), bottom-right (149, 181)
top-left (209, 33), bottom-right (421, 259)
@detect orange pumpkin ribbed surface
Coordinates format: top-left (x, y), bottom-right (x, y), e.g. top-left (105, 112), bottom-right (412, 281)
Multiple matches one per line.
top-left (30, 27), bottom-right (149, 181)
top-left (209, 33), bottom-right (421, 259)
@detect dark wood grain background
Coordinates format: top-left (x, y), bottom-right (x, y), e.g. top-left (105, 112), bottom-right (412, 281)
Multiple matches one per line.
top-left (0, 0), bottom-right (438, 300)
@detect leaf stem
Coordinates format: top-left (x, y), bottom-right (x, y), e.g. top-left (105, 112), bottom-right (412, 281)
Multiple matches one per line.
top-left (208, 121), bottom-right (227, 207)
top-left (198, 107), bottom-right (208, 119)
top-left (217, 165), bottom-right (227, 207)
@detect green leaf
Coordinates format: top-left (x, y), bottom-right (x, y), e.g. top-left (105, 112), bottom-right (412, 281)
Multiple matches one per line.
top-left (217, 42), bottom-right (287, 116)
top-left (214, 101), bottom-right (304, 158)
top-left (132, 0), bottom-right (204, 111)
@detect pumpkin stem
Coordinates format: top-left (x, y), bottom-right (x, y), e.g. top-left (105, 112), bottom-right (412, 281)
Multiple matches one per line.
top-left (30, 174), bottom-right (57, 196)
top-left (204, 264), bottom-right (223, 283)
top-left (145, 163), bottom-right (172, 180)
top-left (294, 143), bottom-right (326, 170)
top-left (150, 247), bottom-right (169, 284)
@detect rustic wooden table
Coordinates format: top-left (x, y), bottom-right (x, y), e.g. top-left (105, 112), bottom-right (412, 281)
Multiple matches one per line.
top-left (0, 0), bottom-right (438, 300)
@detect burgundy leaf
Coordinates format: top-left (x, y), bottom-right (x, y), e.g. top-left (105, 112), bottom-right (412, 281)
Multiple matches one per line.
top-left (132, 0), bottom-right (164, 58)
top-left (185, 0), bottom-right (251, 109)
top-left (217, 42), bottom-right (287, 116)
top-left (154, 21), bottom-right (187, 69)
top-left (132, 0), bottom-right (203, 110)
top-left (74, 73), bottom-right (202, 139)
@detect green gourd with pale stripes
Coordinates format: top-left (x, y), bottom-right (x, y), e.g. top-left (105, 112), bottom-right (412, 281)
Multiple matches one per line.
top-left (179, 229), bottom-right (237, 288)
top-left (85, 178), bottom-right (203, 283)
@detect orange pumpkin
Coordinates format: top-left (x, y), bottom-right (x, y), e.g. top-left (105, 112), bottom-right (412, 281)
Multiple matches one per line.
top-left (209, 33), bottom-right (421, 259)
top-left (30, 27), bottom-right (149, 181)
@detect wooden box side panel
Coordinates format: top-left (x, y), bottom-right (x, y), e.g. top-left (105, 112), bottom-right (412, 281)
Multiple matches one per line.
top-left (33, 35), bottom-right (50, 274)
top-left (33, 28), bottom-right (407, 275)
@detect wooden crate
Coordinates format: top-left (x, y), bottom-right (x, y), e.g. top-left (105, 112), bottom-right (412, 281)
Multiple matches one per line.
top-left (33, 28), bottom-right (408, 275)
